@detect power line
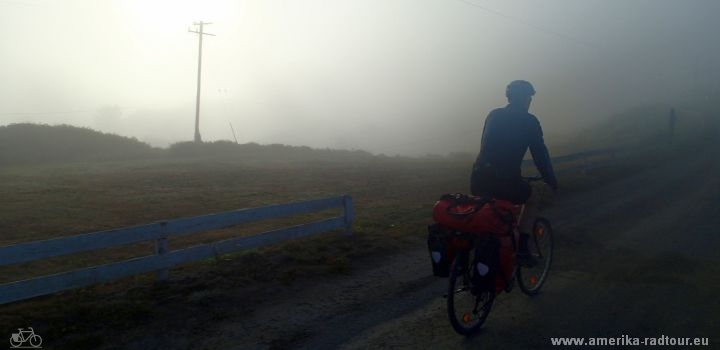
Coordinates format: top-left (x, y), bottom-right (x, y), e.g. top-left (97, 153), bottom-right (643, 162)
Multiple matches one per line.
top-left (452, 0), bottom-right (672, 93)
top-left (455, 0), bottom-right (597, 49)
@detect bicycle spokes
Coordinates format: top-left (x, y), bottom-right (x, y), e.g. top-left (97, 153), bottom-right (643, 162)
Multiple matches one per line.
top-left (517, 218), bottom-right (554, 296)
top-left (529, 275), bottom-right (538, 286)
top-left (532, 227), bottom-right (548, 259)
top-left (448, 254), bottom-right (495, 335)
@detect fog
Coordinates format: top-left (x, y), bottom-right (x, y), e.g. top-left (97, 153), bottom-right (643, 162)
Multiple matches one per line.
top-left (1, 0), bottom-right (717, 155)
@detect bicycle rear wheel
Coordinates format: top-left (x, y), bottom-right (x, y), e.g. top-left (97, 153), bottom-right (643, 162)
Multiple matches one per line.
top-left (517, 217), bottom-right (553, 295)
top-left (447, 252), bottom-right (495, 336)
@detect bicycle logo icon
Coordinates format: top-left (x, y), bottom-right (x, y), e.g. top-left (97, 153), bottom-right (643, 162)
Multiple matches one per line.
top-left (9, 327), bottom-right (42, 348)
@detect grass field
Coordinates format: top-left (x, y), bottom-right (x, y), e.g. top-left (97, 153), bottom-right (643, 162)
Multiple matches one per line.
top-left (1, 105), bottom-right (715, 348)
top-left (0, 157), bottom-right (464, 279)
top-left (0, 146), bottom-right (673, 349)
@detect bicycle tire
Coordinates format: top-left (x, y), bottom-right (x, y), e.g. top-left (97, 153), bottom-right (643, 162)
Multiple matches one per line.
top-left (517, 217), bottom-right (553, 296)
top-left (447, 252), bottom-right (495, 336)
top-left (9, 337), bottom-right (22, 348)
top-left (29, 335), bottom-right (42, 347)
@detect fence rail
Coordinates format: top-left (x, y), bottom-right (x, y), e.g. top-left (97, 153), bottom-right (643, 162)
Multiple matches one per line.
top-left (1, 147), bottom-right (625, 305)
top-left (0, 195), bottom-right (354, 305)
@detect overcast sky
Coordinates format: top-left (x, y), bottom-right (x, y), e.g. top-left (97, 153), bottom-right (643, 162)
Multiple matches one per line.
top-left (1, 0), bottom-right (717, 155)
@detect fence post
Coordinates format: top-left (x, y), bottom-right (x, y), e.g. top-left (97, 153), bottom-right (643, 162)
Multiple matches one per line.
top-left (155, 221), bottom-right (169, 281)
top-left (343, 195), bottom-right (355, 236)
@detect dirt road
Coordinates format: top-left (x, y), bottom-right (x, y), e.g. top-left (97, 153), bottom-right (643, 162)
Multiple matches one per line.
top-left (108, 147), bottom-right (719, 350)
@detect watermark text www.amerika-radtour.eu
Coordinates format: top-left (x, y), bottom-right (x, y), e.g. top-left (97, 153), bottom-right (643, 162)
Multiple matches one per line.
top-left (551, 335), bottom-right (709, 346)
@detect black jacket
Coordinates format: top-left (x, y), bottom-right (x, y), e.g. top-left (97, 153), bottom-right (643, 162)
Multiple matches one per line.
top-left (472, 104), bottom-right (557, 188)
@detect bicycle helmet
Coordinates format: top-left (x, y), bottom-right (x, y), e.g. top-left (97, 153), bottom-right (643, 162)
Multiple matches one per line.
top-left (505, 80), bottom-right (536, 99)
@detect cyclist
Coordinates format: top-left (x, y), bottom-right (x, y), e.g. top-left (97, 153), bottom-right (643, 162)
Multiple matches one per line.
top-left (470, 80), bottom-right (558, 266)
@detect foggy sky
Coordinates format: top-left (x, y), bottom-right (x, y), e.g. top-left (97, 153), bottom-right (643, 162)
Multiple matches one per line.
top-left (1, 0), bottom-right (718, 155)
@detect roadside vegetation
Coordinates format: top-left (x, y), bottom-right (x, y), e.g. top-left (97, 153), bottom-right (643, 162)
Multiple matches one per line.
top-left (0, 104), bottom-right (716, 349)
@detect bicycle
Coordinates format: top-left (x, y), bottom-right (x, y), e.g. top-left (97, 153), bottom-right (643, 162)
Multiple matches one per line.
top-left (10, 327), bottom-right (42, 348)
top-left (445, 176), bottom-right (554, 336)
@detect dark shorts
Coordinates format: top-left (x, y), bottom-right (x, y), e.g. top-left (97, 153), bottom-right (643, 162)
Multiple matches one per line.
top-left (470, 172), bottom-right (532, 204)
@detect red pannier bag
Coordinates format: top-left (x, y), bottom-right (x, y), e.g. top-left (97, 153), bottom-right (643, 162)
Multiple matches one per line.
top-left (432, 193), bottom-right (521, 293)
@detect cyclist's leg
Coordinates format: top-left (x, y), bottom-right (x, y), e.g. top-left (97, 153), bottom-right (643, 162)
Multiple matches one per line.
top-left (514, 181), bottom-right (538, 267)
top-left (514, 179), bottom-right (535, 233)
top-left (518, 200), bottom-right (537, 235)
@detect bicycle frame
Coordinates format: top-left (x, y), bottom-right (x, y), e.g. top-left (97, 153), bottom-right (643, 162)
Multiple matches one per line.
top-left (11, 328), bottom-right (35, 343)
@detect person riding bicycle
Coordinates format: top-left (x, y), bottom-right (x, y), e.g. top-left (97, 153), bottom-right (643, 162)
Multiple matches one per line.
top-left (470, 80), bottom-right (558, 267)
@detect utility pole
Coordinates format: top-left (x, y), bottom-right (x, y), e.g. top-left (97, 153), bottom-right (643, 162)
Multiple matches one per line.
top-left (188, 21), bottom-right (215, 143)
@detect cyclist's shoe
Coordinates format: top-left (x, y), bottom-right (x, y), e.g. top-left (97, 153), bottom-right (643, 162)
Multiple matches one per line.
top-left (517, 232), bottom-right (538, 268)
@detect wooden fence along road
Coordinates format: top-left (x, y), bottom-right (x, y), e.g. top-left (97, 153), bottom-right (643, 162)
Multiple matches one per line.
top-left (0, 147), bottom-right (621, 305)
top-left (0, 196), bottom-right (354, 304)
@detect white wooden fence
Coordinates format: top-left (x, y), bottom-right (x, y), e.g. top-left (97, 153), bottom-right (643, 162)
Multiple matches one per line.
top-left (0, 195), bottom-right (354, 304)
top-left (0, 147), bottom-right (623, 305)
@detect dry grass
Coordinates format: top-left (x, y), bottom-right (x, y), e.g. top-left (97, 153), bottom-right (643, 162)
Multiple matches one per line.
top-left (0, 152), bottom-right (659, 349)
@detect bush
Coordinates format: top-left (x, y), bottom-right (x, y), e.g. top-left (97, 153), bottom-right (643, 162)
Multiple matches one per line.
top-left (0, 123), bottom-right (159, 165)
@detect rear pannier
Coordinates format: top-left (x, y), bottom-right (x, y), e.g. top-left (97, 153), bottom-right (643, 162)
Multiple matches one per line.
top-left (432, 193), bottom-right (514, 235)
top-left (427, 194), bottom-right (520, 292)
top-left (427, 224), bottom-right (470, 277)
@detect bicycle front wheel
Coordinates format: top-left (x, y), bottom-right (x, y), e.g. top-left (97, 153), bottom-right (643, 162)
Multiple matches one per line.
top-left (447, 253), bottom-right (495, 336)
top-left (29, 335), bottom-right (42, 347)
top-left (517, 217), bottom-right (554, 295)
